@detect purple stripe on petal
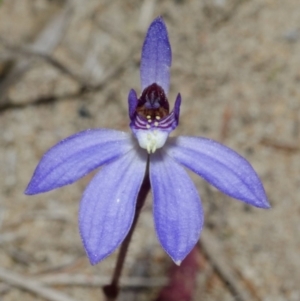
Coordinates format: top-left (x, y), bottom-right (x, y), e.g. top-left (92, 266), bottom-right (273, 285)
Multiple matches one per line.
top-left (159, 112), bottom-right (174, 127)
top-left (136, 115), bottom-right (147, 127)
top-left (159, 113), bottom-right (173, 125)
top-left (150, 150), bottom-right (203, 264)
top-left (79, 149), bottom-right (147, 265)
top-left (140, 17), bottom-right (172, 94)
top-left (25, 129), bottom-right (133, 195)
top-left (166, 137), bottom-right (270, 208)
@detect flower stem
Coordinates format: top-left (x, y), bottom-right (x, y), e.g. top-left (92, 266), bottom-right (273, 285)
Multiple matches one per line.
top-left (103, 160), bottom-right (150, 301)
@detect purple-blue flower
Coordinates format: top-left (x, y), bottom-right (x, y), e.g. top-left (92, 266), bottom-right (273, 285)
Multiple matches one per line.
top-left (26, 17), bottom-right (270, 266)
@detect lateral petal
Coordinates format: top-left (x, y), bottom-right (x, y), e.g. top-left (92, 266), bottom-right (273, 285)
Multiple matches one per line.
top-left (140, 17), bottom-right (172, 94)
top-left (150, 150), bottom-right (203, 264)
top-left (128, 89), bottom-right (138, 120)
top-left (79, 149), bottom-right (147, 265)
top-left (25, 129), bottom-right (133, 194)
top-left (165, 137), bottom-right (270, 208)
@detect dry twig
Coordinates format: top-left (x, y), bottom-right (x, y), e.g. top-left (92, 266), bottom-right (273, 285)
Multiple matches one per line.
top-left (0, 3), bottom-right (72, 103)
top-left (37, 274), bottom-right (168, 288)
top-left (199, 230), bottom-right (254, 301)
top-left (0, 44), bottom-right (85, 84)
top-left (0, 267), bottom-right (80, 301)
top-left (260, 137), bottom-right (300, 153)
top-left (138, 0), bottom-right (157, 32)
top-left (0, 47), bottom-right (133, 113)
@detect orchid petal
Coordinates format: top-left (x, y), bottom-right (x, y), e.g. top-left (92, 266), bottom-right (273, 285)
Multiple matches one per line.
top-left (25, 129), bottom-right (133, 194)
top-left (128, 89), bottom-right (138, 119)
top-left (173, 93), bottom-right (181, 126)
top-left (79, 149), bottom-right (147, 265)
top-left (166, 137), bottom-right (270, 208)
top-left (150, 150), bottom-right (203, 264)
top-left (141, 17), bottom-right (172, 94)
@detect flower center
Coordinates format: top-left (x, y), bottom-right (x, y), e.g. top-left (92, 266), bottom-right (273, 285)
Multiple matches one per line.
top-left (136, 83), bottom-right (169, 120)
top-left (130, 83), bottom-right (179, 154)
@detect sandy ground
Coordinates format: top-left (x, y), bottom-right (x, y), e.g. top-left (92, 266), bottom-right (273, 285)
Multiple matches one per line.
top-left (0, 0), bottom-right (300, 300)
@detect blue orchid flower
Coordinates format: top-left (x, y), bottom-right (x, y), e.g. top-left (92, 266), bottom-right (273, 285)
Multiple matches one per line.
top-left (26, 17), bottom-right (270, 266)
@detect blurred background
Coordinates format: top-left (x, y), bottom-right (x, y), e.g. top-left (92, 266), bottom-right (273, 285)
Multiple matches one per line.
top-left (0, 0), bottom-right (300, 300)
